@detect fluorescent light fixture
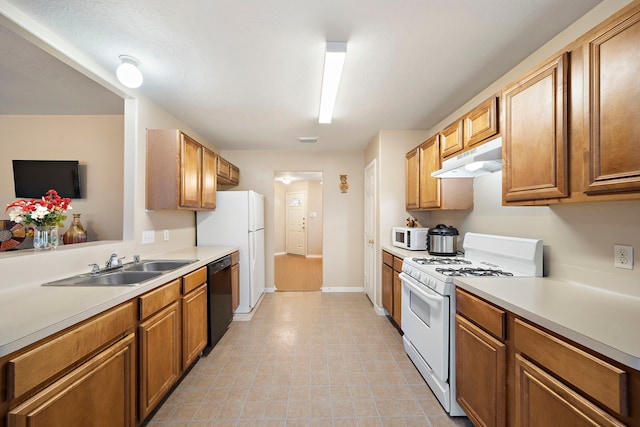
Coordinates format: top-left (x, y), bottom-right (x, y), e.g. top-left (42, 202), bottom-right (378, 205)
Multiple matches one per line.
top-left (116, 55), bottom-right (143, 88)
top-left (318, 42), bottom-right (347, 124)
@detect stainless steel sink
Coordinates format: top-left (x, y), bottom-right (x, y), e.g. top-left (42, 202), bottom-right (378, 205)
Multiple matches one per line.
top-left (42, 259), bottom-right (197, 287)
top-left (43, 271), bottom-right (162, 287)
top-left (124, 259), bottom-right (198, 272)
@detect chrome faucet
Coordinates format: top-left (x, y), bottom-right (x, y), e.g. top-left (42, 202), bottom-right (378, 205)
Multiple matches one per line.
top-left (88, 263), bottom-right (101, 275)
top-left (105, 253), bottom-right (125, 269)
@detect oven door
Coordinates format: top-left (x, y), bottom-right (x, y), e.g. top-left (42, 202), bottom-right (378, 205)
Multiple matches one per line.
top-left (400, 272), bottom-right (450, 382)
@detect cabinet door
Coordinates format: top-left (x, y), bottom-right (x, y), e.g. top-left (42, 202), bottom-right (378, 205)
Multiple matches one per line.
top-left (515, 354), bottom-right (625, 427)
top-left (231, 262), bottom-right (240, 312)
top-left (418, 135), bottom-right (441, 209)
top-left (440, 119), bottom-right (464, 159)
top-left (182, 284), bottom-right (208, 370)
top-left (392, 271), bottom-right (402, 327)
top-left (502, 53), bottom-right (569, 202)
top-left (180, 134), bottom-right (202, 208)
top-left (217, 156), bottom-right (230, 180)
top-left (456, 315), bottom-right (506, 427)
top-left (8, 333), bottom-right (136, 427)
top-left (230, 164), bottom-right (240, 185)
top-left (584, 8), bottom-right (640, 195)
top-left (465, 96), bottom-right (498, 148)
top-left (405, 148), bottom-right (420, 210)
top-left (139, 301), bottom-right (181, 420)
top-left (381, 262), bottom-right (393, 315)
top-left (201, 147), bottom-right (217, 209)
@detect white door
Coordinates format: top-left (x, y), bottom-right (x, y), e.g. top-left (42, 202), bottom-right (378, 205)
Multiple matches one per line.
top-left (286, 191), bottom-right (306, 256)
top-left (364, 160), bottom-right (376, 303)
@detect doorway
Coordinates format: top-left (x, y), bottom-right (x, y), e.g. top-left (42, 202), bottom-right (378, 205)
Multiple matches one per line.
top-left (274, 171), bottom-right (323, 291)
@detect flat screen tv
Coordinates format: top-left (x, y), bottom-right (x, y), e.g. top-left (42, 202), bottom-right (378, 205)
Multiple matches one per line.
top-left (12, 160), bottom-right (82, 199)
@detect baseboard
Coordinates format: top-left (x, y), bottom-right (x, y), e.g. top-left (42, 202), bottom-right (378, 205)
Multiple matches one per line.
top-left (321, 287), bottom-right (364, 293)
top-left (306, 254), bottom-right (323, 259)
top-left (265, 287), bottom-right (276, 293)
top-left (232, 292), bottom-right (266, 321)
top-left (373, 304), bottom-right (387, 315)
top-left (274, 252), bottom-right (286, 256)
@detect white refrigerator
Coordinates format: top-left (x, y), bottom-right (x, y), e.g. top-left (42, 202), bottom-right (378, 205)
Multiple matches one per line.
top-left (196, 191), bottom-right (265, 314)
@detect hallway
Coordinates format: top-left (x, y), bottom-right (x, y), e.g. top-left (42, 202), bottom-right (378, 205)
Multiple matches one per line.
top-left (275, 255), bottom-right (323, 291)
top-left (145, 292), bottom-right (472, 426)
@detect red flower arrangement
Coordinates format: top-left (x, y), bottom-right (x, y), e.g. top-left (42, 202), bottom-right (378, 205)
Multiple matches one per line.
top-left (5, 189), bottom-right (72, 227)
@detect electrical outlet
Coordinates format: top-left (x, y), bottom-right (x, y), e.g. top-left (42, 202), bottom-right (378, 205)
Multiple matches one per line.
top-left (614, 244), bottom-right (633, 270)
top-left (163, 229), bottom-right (170, 241)
top-left (142, 230), bottom-right (155, 245)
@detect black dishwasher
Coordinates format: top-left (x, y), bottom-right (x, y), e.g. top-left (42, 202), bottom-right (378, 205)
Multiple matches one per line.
top-left (204, 255), bottom-right (232, 353)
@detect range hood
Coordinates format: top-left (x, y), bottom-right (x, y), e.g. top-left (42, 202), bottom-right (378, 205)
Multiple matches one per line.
top-left (431, 137), bottom-right (503, 178)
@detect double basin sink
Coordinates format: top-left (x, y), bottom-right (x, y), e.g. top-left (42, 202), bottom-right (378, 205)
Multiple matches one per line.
top-left (42, 259), bottom-right (198, 287)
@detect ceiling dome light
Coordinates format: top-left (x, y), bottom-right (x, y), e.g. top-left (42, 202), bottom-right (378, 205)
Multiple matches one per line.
top-left (116, 55), bottom-right (143, 88)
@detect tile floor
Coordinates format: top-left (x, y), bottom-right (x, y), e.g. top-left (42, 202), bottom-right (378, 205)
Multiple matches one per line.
top-left (144, 292), bottom-right (474, 427)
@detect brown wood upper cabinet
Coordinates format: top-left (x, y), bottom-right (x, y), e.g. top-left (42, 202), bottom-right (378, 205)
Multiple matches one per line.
top-left (406, 135), bottom-right (473, 211)
top-left (217, 155), bottom-right (240, 186)
top-left (502, 53), bottom-right (569, 203)
top-left (147, 129), bottom-right (218, 210)
top-left (441, 96), bottom-right (499, 160)
top-left (583, 6), bottom-right (640, 195)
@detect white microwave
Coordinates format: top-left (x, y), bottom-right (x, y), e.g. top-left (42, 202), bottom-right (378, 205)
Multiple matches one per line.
top-left (392, 227), bottom-right (428, 251)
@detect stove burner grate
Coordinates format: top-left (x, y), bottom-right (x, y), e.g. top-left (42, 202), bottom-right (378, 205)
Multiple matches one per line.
top-left (412, 257), bottom-right (472, 265)
top-left (435, 267), bottom-right (514, 277)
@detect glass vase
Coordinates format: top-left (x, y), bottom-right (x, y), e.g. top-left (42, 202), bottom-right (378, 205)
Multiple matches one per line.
top-left (63, 213), bottom-right (88, 245)
top-left (33, 225), bottom-right (59, 251)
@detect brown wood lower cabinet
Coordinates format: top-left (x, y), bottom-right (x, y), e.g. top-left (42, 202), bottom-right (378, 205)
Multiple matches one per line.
top-left (456, 315), bottom-right (506, 427)
top-left (182, 267), bottom-right (208, 370)
top-left (182, 284), bottom-right (207, 370)
top-left (231, 251), bottom-right (240, 312)
top-left (8, 333), bottom-right (136, 427)
top-left (515, 354), bottom-right (624, 427)
top-left (455, 288), bottom-right (640, 427)
top-left (381, 251), bottom-right (402, 328)
top-left (138, 280), bottom-right (181, 421)
top-left (1, 264), bottom-right (216, 427)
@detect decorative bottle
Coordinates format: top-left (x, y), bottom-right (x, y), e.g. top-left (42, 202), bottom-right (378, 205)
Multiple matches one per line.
top-left (62, 213), bottom-right (87, 245)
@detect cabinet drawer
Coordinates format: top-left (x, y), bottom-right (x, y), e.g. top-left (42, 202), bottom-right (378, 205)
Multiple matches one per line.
top-left (139, 279), bottom-right (181, 320)
top-left (393, 256), bottom-right (403, 272)
top-left (183, 266), bottom-right (207, 294)
top-left (382, 251), bottom-right (393, 267)
top-left (514, 318), bottom-right (627, 416)
top-left (456, 289), bottom-right (505, 340)
top-left (231, 250), bottom-right (239, 265)
top-left (7, 301), bottom-right (135, 401)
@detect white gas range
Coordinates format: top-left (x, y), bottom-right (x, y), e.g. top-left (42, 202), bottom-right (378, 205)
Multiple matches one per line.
top-left (400, 233), bottom-right (543, 416)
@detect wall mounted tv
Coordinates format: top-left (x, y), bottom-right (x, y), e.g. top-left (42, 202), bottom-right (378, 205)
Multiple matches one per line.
top-left (12, 160), bottom-right (82, 199)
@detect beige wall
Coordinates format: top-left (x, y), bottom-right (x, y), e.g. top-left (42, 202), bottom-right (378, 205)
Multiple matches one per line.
top-left (0, 115), bottom-right (124, 241)
top-left (221, 150), bottom-right (364, 290)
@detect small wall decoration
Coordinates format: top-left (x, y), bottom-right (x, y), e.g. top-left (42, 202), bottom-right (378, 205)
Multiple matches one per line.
top-left (339, 175), bottom-right (349, 193)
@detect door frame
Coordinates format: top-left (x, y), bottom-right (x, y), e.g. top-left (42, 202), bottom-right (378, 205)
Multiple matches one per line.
top-left (364, 159), bottom-right (377, 304)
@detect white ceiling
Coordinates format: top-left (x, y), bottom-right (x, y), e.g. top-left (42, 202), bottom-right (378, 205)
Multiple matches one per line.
top-left (2, 0), bottom-right (602, 151)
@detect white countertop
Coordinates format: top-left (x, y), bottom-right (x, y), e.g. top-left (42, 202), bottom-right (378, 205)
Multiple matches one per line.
top-left (381, 244), bottom-right (431, 259)
top-left (454, 277), bottom-right (640, 370)
top-left (0, 245), bottom-right (237, 357)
